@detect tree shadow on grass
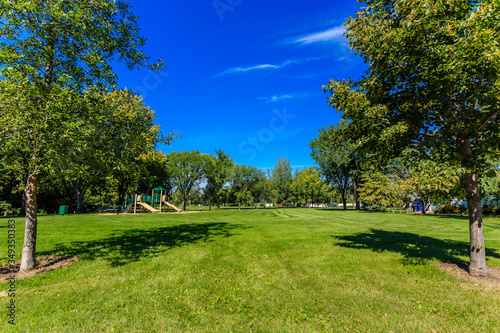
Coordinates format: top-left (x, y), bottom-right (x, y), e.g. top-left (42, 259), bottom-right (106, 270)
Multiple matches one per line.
top-left (433, 214), bottom-right (470, 221)
top-left (333, 229), bottom-right (500, 266)
top-left (39, 222), bottom-right (244, 267)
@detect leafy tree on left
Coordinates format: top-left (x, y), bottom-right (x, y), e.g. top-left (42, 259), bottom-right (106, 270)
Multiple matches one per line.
top-left (0, 0), bottom-right (163, 272)
top-left (64, 89), bottom-right (173, 212)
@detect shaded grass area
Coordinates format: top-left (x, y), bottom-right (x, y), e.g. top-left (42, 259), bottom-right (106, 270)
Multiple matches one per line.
top-left (0, 209), bottom-right (499, 332)
top-left (38, 222), bottom-right (242, 267)
top-left (334, 228), bottom-right (500, 266)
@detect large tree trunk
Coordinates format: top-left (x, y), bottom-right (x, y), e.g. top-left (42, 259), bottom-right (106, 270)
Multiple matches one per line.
top-left (20, 171), bottom-right (38, 272)
top-left (465, 172), bottom-right (487, 277)
top-left (76, 186), bottom-right (88, 213)
top-left (459, 135), bottom-right (487, 277)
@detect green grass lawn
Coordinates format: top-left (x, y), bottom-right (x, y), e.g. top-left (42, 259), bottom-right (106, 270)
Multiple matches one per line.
top-left (1, 209), bottom-right (500, 332)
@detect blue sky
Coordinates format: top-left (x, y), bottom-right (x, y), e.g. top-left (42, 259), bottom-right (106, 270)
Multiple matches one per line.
top-left (115, 0), bottom-right (367, 170)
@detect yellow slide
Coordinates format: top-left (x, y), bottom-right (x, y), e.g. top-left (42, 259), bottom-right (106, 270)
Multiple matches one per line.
top-left (136, 201), bottom-right (160, 213)
top-left (162, 196), bottom-right (182, 212)
top-left (162, 201), bottom-right (183, 213)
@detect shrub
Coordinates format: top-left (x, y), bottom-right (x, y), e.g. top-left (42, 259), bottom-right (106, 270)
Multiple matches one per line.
top-left (0, 201), bottom-right (12, 213)
top-left (0, 201), bottom-right (18, 216)
top-left (436, 204), bottom-right (461, 214)
top-left (483, 206), bottom-right (498, 216)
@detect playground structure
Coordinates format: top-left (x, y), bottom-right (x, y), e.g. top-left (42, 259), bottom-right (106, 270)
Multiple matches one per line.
top-left (122, 187), bottom-right (182, 214)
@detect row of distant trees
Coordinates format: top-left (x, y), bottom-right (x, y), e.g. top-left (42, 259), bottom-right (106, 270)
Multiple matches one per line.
top-left (0, 147), bottom-right (337, 213)
top-left (162, 154), bottom-right (334, 211)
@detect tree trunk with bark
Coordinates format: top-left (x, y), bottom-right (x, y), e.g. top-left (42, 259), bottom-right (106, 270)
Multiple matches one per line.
top-left (341, 191), bottom-right (347, 210)
top-left (353, 180), bottom-right (360, 211)
top-left (465, 172), bottom-right (487, 276)
top-left (459, 134), bottom-right (487, 276)
top-left (20, 171), bottom-right (38, 272)
top-left (117, 181), bottom-right (127, 206)
top-left (76, 186), bottom-right (88, 213)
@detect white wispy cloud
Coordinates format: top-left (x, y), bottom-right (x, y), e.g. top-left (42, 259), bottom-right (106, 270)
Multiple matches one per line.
top-left (258, 94), bottom-right (294, 103)
top-left (292, 25), bottom-right (346, 45)
top-left (214, 57), bottom-right (323, 77)
top-left (214, 64), bottom-right (281, 77)
top-left (258, 92), bottom-right (312, 103)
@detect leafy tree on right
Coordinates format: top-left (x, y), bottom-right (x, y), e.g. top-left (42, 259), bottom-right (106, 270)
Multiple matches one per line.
top-left (325, 0), bottom-right (500, 276)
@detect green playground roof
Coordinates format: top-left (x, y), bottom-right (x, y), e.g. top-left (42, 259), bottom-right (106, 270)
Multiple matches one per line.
top-left (153, 186), bottom-right (167, 191)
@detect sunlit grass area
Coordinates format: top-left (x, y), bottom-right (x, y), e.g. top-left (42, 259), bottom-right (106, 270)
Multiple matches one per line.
top-left (1, 209), bottom-right (500, 332)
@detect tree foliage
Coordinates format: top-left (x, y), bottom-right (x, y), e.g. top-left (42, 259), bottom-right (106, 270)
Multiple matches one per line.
top-left (310, 122), bottom-right (361, 210)
top-left (59, 89), bottom-right (171, 212)
top-left (204, 149), bottom-right (234, 209)
top-left (269, 158), bottom-right (293, 204)
top-left (167, 151), bottom-right (209, 211)
top-left (231, 164), bottom-right (263, 210)
top-left (291, 166), bottom-right (330, 207)
top-left (358, 172), bottom-right (401, 210)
